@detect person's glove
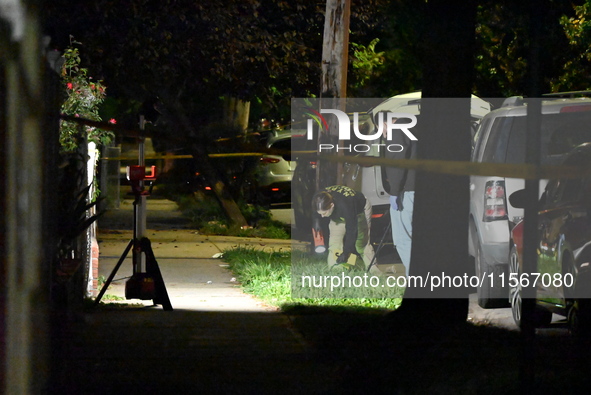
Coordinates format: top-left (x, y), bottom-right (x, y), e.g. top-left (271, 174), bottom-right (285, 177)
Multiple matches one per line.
top-left (390, 195), bottom-right (398, 211)
top-left (336, 252), bottom-right (351, 264)
top-left (396, 195), bottom-right (404, 211)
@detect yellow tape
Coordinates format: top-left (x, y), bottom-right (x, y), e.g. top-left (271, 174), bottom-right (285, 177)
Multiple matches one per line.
top-left (319, 154), bottom-right (590, 180)
top-left (101, 150), bottom-right (590, 180)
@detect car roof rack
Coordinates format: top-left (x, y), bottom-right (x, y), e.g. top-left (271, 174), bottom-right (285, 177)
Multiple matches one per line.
top-left (542, 90), bottom-right (591, 98)
top-left (501, 96), bottom-right (524, 107)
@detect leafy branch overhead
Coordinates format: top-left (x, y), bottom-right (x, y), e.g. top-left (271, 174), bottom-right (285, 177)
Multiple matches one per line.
top-left (59, 39), bottom-right (114, 152)
top-left (554, 0), bottom-right (591, 92)
top-left (349, 38), bottom-right (385, 94)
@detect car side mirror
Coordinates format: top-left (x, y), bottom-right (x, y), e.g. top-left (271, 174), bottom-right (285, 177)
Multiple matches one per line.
top-left (509, 189), bottom-right (526, 209)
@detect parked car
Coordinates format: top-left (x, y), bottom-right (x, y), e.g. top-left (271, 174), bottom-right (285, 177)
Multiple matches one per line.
top-left (470, 96), bottom-right (591, 308)
top-left (257, 130), bottom-right (297, 204)
top-left (508, 143), bottom-right (591, 334)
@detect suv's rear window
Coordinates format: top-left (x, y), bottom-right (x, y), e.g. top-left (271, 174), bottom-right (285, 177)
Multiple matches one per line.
top-left (481, 116), bottom-right (515, 163)
top-left (484, 111), bottom-right (591, 165)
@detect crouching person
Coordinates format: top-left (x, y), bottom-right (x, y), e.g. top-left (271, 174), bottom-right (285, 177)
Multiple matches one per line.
top-left (312, 185), bottom-right (381, 276)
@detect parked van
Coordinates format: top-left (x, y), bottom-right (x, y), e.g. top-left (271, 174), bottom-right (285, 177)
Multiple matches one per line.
top-left (291, 93), bottom-right (491, 251)
top-left (341, 92), bottom-right (491, 243)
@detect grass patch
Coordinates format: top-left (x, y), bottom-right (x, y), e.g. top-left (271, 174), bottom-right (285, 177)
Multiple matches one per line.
top-left (100, 294), bottom-right (125, 301)
top-left (222, 246), bottom-right (402, 311)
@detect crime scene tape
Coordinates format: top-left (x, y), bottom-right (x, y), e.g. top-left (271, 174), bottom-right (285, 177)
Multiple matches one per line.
top-left (101, 150), bottom-right (590, 180)
top-left (313, 152), bottom-right (591, 180)
top-left (69, 114), bottom-right (589, 181)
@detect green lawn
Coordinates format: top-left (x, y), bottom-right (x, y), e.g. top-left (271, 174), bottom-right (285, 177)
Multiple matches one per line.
top-left (222, 246), bottom-right (403, 312)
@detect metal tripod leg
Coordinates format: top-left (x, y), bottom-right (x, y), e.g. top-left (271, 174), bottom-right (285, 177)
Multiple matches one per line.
top-left (366, 220), bottom-right (392, 273)
top-left (141, 237), bottom-right (173, 311)
top-left (94, 239), bottom-right (134, 306)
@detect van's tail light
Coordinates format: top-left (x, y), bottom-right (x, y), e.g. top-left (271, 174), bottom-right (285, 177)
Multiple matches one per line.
top-left (260, 157), bottom-right (280, 164)
top-left (484, 180), bottom-right (508, 222)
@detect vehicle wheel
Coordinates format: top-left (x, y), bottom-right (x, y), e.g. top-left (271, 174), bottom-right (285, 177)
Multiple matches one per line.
top-left (509, 246), bottom-right (523, 326)
top-left (509, 246), bottom-right (552, 328)
top-left (475, 239), bottom-right (509, 308)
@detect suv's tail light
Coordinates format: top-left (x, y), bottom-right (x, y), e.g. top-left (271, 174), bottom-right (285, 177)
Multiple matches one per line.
top-left (260, 157), bottom-right (280, 164)
top-left (484, 180), bottom-right (508, 222)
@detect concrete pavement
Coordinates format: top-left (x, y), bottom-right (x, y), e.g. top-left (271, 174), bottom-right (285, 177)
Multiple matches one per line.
top-left (96, 197), bottom-right (306, 311)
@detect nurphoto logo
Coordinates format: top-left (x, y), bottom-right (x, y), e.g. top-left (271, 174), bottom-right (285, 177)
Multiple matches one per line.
top-left (304, 107), bottom-right (417, 153)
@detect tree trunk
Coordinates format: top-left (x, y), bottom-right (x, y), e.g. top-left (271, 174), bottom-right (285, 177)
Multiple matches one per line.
top-left (397, 1), bottom-right (477, 327)
top-left (222, 96), bottom-right (250, 133)
top-left (189, 143), bottom-right (249, 228)
top-left (166, 99), bottom-right (249, 228)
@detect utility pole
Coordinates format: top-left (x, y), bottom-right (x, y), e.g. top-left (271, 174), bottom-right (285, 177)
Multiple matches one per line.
top-left (319, 0), bottom-right (351, 188)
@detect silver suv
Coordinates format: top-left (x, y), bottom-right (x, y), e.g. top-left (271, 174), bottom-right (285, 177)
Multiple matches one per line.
top-left (469, 96), bottom-right (591, 308)
top-left (257, 131), bottom-right (296, 202)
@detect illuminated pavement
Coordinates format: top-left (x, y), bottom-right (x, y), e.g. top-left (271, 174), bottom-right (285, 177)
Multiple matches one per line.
top-left (97, 227), bottom-right (302, 311)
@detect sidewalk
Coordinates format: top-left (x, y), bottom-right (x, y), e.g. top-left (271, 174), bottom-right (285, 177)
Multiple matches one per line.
top-left (97, 227), bottom-right (304, 311)
top-left (96, 197), bottom-right (306, 310)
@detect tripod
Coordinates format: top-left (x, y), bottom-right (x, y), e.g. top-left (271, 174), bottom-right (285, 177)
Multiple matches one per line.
top-left (93, 193), bottom-right (173, 310)
top-left (94, 118), bottom-right (172, 310)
